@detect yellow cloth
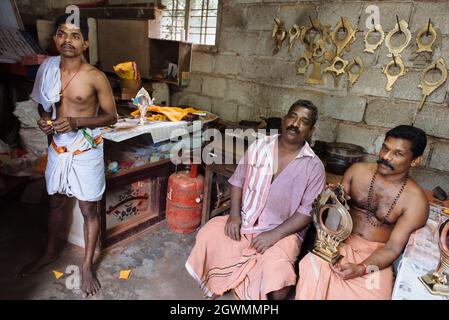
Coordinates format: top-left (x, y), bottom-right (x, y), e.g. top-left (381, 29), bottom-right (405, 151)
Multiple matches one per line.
top-left (131, 106), bottom-right (201, 122)
top-left (113, 62), bottom-right (139, 80)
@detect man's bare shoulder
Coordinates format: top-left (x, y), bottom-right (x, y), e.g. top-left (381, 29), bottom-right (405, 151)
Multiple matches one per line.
top-left (84, 64), bottom-right (108, 81)
top-left (345, 162), bottom-right (376, 178)
top-left (405, 178), bottom-right (429, 209)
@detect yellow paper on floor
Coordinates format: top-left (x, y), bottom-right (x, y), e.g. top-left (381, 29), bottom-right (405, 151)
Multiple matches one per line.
top-left (53, 270), bottom-right (64, 279)
top-left (119, 269), bottom-right (132, 280)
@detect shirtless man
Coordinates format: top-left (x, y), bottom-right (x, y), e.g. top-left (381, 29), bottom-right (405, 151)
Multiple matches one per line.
top-left (20, 14), bottom-right (117, 297)
top-left (296, 125), bottom-right (429, 299)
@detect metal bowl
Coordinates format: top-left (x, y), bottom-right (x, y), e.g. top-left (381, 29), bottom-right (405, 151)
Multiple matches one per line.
top-left (326, 157), bottom-right (351, 175)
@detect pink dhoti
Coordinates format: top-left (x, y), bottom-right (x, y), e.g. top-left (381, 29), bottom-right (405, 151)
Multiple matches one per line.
top-left (295, 234), bottom-right (393, 300)
top-left (186, 216), bottom-right (301, 300)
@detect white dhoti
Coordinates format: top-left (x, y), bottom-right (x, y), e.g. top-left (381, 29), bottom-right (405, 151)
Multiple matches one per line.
top-left (45, 128), bottom-right (105, 202)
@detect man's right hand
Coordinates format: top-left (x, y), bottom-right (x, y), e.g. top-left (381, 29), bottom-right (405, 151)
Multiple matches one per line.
top-left (225, 214), bottom-right (242, 241)
top-left (37, 118), bottom-right (53, 135)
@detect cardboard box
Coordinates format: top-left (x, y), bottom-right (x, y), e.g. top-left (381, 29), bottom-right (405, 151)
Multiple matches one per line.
top-left (120, 78), bottom-right (140, 100)
top-left (120, 87), bottom-right (139, 100)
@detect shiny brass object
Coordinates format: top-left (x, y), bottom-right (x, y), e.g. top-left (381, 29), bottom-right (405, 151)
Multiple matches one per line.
top-left (364, 24), bottom-right (385, 53)
top-left (296, 52), bottom-right (310, 75)
top-left (325, 56), bottom-right (348, 77)
top-left (416, 22), bottom-right (437, 53)
top-left (330, 17), bottom-right (357, 56)
top-left (347, 56), bottom-right (364, 87)
top-left (272, 18), bottom-right (286, 55)
top-left (419, 218), bottom-right (449, 297)
top-left (306, 61), bottom-right (325, 85)
top-left (300, 17), bottom-right (333, 86)
top-left (288, 24), bottom-right (301, 52)
top-left (385, 19), bottom-right (411, 57)
top-left (382, 55), bottom-right (407, 91)
top-left (413, 58), bottom-right (448, 122)
top-left (305, 41), bottom-right (328, 85)
top-left (312, 41), bottom-right (326, 61)
top-left (300, 17), bottom-right (331, 52)
top-left (312, 185), bottom-right (353, 265)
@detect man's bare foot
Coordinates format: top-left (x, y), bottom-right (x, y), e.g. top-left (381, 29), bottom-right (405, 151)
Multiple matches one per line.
top-left (81, 268), bottom-right (101, 297)
top-left (19, 254), bottom-right (58, 278)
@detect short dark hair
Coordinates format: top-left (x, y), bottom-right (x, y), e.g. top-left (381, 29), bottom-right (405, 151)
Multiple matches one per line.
top-left (385, 125), bottom-right (427, 159)
top-left (288, 100), bottom-right (318, 126)
top-left (54, 14), bottom-right (89, 41)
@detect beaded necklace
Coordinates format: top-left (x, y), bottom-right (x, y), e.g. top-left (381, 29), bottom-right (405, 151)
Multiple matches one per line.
top-left (365, 170), bottom-right (408, 227)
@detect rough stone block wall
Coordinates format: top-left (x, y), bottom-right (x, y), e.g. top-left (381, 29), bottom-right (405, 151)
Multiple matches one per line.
top-left (172, 0), bottom-right (449, 190)
top-left (15, 0), bottom-right (449, 190)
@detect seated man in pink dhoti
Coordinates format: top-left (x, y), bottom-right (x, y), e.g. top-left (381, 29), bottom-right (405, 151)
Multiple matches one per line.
top-left (295, 125), bottom-right (430, 300)
top-left (186, 100), bottom-right (326, 300)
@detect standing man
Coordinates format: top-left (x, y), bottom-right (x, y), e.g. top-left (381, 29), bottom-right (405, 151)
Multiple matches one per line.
top-left (186, 100), bottom-right (326, 300)
top-left (20, 14), bottom-right (117, 297)
top-left (295, 125), bottom-right (429, 300)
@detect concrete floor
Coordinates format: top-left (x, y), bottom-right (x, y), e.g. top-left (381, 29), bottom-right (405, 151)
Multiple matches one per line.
top-left (0, 190), bottom-right (231, 300)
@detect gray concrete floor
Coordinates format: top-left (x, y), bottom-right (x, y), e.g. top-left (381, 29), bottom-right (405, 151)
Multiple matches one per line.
top-left (0, 190), bottom-right (232, 300)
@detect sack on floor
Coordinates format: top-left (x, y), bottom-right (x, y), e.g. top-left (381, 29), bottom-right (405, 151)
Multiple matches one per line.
top-left (13, 100), bottom-right (48, 154)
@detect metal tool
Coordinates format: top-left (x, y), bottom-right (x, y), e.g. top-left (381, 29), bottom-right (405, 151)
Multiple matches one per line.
top-left (272, 18), bottom-right (286, 55)
top-left (416, 20), bottom-right (437, 53)
top-left (325, 56), bottom-right (349, 77)
top-left (347, 56), bottom-right (364, 87)
top-left (413, 58), bottom-right (448, 122)
top-left (385, 19), bottom-right (411, 57)
top-left (364, 24), bottom-right (385, 53)
top-left (288, 24), bottom-right (301, 52)
top-left (382, 54), bottom-right (407, 91)
top-left (330, 17), bottom-right (357, 56)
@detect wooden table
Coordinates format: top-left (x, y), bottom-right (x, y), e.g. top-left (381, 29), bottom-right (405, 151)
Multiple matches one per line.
top-left (392, 204), bottom-right (449, 300)
top-left (201, 162), bottom-right (236, 225)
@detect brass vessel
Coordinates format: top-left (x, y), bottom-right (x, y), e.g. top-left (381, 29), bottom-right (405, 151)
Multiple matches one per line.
top-left (311, 185), bottom-right (353, 265)
top-left (419, 218), bottom-right (449, 297)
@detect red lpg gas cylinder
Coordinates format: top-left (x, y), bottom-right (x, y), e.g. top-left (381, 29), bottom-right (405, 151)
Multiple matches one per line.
top-left (166, 165), bottom-right (204, 233)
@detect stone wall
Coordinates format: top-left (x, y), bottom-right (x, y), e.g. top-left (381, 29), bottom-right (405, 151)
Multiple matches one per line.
top-left (172, 0), bottom-right (449, 191)
top-left (15, 0), bottom-right (449, 190)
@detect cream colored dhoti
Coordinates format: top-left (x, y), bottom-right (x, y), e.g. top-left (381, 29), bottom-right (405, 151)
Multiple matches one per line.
top-left (295, 234), bottom-right (393, 300)
top-left (45, 128), bottom-right (105, 202)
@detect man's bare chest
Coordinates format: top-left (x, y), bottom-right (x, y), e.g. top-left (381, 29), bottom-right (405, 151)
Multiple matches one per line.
top-left (350, 181), bottom-right (405, 225)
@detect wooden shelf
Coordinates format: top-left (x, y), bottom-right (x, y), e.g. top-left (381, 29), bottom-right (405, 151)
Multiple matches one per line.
top-left (100, 157), bottom-right (175, 249)
top-left (149, 38), bottom-right (192, 87)
top-left (106, 158), bottom-right (172, 185)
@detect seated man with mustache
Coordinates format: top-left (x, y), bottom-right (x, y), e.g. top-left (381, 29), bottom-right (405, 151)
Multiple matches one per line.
top-left (186, 100), bottom-right (326, 300)
top-left (295, 125), bottom-right (429, 300)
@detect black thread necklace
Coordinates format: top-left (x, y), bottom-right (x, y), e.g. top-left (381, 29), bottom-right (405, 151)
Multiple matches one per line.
top-left (365, 170), bottom-right (408, 227)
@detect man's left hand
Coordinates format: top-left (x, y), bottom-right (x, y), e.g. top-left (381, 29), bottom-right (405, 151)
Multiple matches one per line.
top-left (250, 231), bottom-right (280, 254)
top-left (52, 117), bottom-right (78, 133)
top-left (331, 262), bottom-right (364, 280)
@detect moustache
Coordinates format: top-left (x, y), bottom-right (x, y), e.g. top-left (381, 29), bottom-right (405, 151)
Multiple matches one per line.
top-left (377, 158), bottom-right (395, 170)
top-left (61, 43), bottom-right (75, 50)
top-left (286, 125), bottom-right (299, 134)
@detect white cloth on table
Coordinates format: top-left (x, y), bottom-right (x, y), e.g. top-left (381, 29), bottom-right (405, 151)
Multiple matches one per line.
top-left (45, 128), bottom-right (105, 202)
